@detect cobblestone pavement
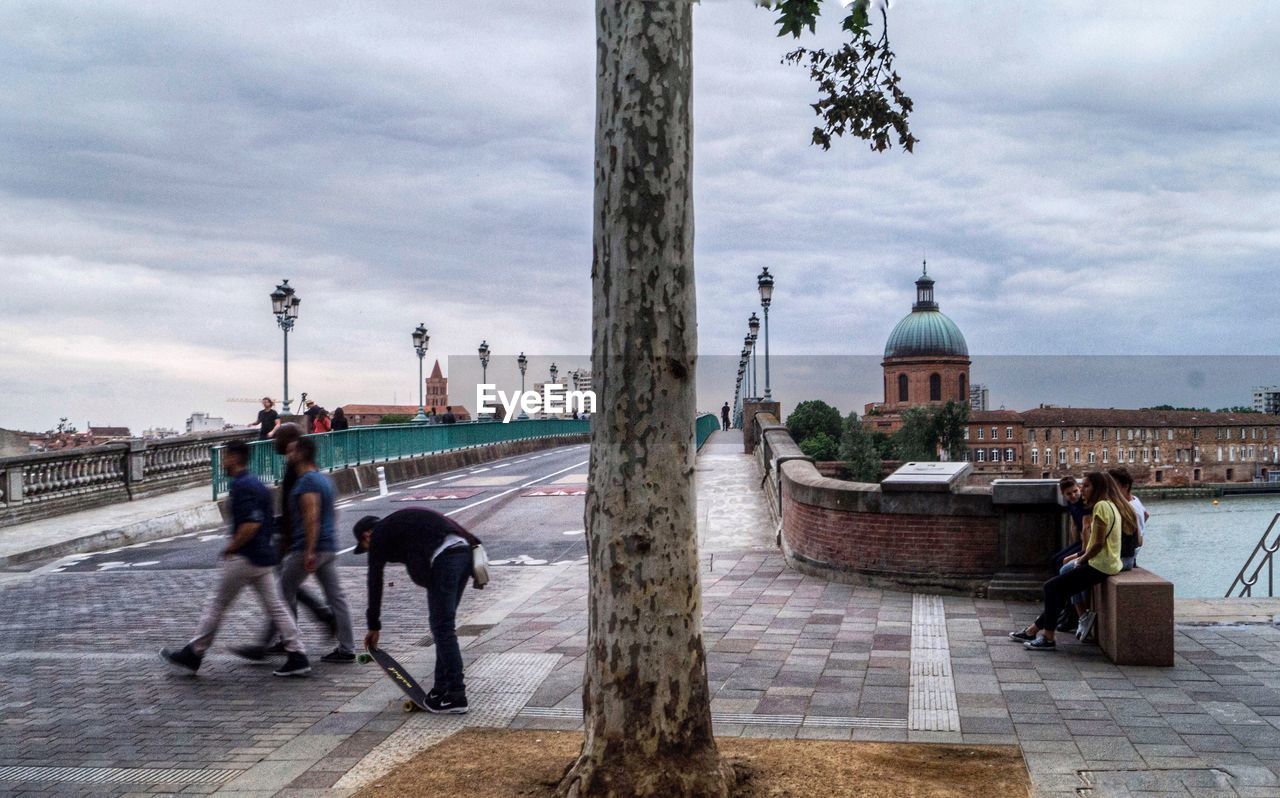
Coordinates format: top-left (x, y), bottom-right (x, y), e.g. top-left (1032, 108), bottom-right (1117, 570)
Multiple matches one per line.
top-left (4, 434), bottom-right (1280, 797)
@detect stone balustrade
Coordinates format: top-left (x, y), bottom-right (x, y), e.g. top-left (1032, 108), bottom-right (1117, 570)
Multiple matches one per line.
top-left (0, 429), bottom-right (250, 528)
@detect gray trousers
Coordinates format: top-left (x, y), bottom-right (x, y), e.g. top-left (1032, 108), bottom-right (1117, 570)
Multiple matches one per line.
top-left (189, 555), bottom-right (304, 656)
top-left (279, 550), bottom-right (355, 654)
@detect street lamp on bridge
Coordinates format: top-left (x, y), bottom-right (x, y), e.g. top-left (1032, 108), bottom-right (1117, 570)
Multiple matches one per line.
top-left (269, 280), bottom-right (301, 414)
top-left (517, 352), bottom-right (529, 420)
top-left (748, 312), bottom-right (760, 401)
top-left (743, 334), bottom-right (755, 399)
top-left (412, 323), bottom-right (430, 423)
top-left (757, 268), bottom-right (774, 401)
top-left (478, 340), bottom-right (491, 384)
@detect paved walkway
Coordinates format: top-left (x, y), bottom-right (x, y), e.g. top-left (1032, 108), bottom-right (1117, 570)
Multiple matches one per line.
top-left (3, 432), bottom-right (1280, 796)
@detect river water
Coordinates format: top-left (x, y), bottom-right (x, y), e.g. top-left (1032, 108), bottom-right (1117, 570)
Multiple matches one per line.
top-left (1138, 494), bottom-right (1280, 597)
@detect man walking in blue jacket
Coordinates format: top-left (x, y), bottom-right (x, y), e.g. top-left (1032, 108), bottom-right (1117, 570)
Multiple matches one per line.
top-left (161, 440), bottom-right (311, 677)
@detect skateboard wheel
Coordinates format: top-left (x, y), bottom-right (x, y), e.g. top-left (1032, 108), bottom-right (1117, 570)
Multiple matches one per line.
top-left (356, 653), bottom-right (372, 665)
top-left (403, 700), bottom-right (417, 713)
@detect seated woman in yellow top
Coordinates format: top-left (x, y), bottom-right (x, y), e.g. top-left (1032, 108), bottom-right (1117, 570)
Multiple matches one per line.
top-left (1010, 471), bottom-right (1138, 650)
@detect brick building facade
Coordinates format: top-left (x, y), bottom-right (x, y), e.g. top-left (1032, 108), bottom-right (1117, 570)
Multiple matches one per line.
top-left (963, 406), bottom-right (1279, 485)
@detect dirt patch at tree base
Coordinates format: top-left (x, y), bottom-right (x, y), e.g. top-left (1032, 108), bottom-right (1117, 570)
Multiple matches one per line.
top-left (355, 728), bottom-right (1031, 797)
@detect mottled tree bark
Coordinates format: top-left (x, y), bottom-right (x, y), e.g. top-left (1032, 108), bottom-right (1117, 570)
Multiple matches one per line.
top-left (556, 2), bottom-right (733, 797)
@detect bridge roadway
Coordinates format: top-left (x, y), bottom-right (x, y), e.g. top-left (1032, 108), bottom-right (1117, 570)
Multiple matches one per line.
top-left (30, 442), bottom-right (592, 574)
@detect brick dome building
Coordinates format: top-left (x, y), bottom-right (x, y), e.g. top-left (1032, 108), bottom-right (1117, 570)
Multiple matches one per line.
top-left (866, 265), bottom-right (971, 430)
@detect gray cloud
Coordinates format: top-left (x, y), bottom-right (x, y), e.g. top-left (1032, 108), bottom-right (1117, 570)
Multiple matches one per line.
top-left (0, 0), bottom-right (1277, 432)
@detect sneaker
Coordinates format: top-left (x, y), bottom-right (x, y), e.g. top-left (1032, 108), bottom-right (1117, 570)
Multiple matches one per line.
top-left (231, 645), bottom-right (269, 662)
top-left (265, 640), bottom-right (288, 655)
top-left (273, 651), bottom-right (312, 677)
top-left (1024, 637), bottom-right (1056, 651)
top-left (1008, 630), bottom-right (1036, 642)
top-left (320, 648), bottom-right (356, 664)
top-left (427, 686), bottom-right (445, 701)
top-left (1076, 611), bottom-right (1097, 642)
top-left (160, 645), bottom-right (202, 674)
top-left (424, 692), bottom-right (468, 714)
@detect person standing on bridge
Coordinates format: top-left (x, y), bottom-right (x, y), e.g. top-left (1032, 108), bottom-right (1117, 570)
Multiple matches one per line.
top-left (160, 439), bottom-right (311, 677)
top-left (278, 436), bottom-right (357, 663)
top-left (254, 397), bottom-right (280, 440)
top-left (353, 508), bottom-right (486, 714)
top-left (721, 401), bottom-right (730, 431)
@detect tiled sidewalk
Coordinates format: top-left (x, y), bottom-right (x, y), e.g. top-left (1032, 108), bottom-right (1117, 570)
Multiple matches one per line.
top-left (319, 431), bottom-right (1280, 797)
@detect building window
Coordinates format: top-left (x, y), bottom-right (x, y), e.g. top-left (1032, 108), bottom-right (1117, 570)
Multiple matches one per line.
top-left (1088, 451), bottom-right (1096, 464)
top-left (1073, 429), bottom-right (1080, 442)
top-left (1194, 447), bottom-right (1201, 462)
top-left (1167, 430), bottom-right (1174, 441)
top-left (1074, 447), bottom-right (1081, 463)
top-left (1155, 470), bottom-right (1163, 483)
top-left (898, 374), bottom-right (909, 403)
top-left (1227, 467), bottom-right (1235, 481)
top-left (959, 373), bottom-right (966, 402)
top-left (1006, 426), bottom-right (1013, 440)
top-left (1060, 429), bottom-right (1067, 442)
top-left (1058, 449), bottom-right (1067, 464)
top-left (1229, 446), bottom-right (1236, 462)
top-left (990, 448), bottom-right (1000, 462)
top-left (1087, 429), bottom-right (1095, 441)
top-left (1102, 428), bottom-right (1109, 441)
top-left (1218, 446), bottom-right (1223, 461)
top-left (1193, 467), bottom-right (1201, 481)
top-left (1117, 448), bottom-right (1124, 463)
top-left (977, 449), bottom-right (986, 462)
top-left (991, 427), bottom-right (998, 440)
top-left (1028, 429), bottom-right (1036, 442)
top-left (1249, 445), bottom-right (1255, 459)
top-left (1102, 448), bottom-right (1109, 463)
top-left (1193, 428), bottom-right (1200, 440)
top-left (963, 449), bottom-right (971, 461)
top-left (977, 427), bottom-right (985, 440)
top-left (1031, 449), bottom-right (1039, 464)
top-left (1006, 448), bottom-right (1015, 462)
top-left (1127, 429), bottom-right (1134, 440)
top-left (1154, 448), bottom-right (1161, 461)
top-left (963, 427), bottom-right (970, 440)
top-left (929, 373), bottom-right (941, 401)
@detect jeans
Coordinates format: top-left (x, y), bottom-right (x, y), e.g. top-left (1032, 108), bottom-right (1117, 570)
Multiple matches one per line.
top-left (1059, 559), bottom-right (1088, 608)
top-left (428, 547), bottom-right (472, 696)
top-left (189, 556), bottom-right (304, 656)
top-left (1035, 563), bottom-right (1109, 632)
top-left (279, 550), bottom-right (356, 654)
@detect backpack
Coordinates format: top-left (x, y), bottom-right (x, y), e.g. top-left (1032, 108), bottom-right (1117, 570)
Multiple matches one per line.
top-left (315, 414), bottom-right (331, 432)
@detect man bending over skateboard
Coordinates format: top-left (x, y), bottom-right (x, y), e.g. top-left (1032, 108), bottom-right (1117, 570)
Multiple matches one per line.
top-left (353, 508), bottom-right (482, 714)
top-left (161, 440), bottom-right (311, 677)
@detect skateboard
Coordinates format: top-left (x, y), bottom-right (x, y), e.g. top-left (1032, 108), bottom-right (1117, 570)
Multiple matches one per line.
top-left (358, 647), bottom-right (430, 712)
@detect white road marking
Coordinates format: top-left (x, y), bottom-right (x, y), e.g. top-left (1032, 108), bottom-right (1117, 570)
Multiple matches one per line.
top-left (469, 467), bottom-right (490, 474)
top-left (363, 491), bottom-right (398, 502)
top-left (562, 529), bottom-right (584, 535)
top-left (441, 475), bottom-right (467, 482)
top-left (519, 461), bottom-right (590, 488)
top-left (409, 479), bottom-right (441, 488)
top-left (489, 463), bottom-right (511, 469)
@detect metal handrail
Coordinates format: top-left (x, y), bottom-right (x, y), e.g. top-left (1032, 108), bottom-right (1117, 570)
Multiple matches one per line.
top-left (1225, 512), bottom-right (1280, 597)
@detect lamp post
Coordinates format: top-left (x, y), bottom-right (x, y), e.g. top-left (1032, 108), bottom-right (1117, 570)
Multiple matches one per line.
top-left (517, 352), bottom-right (528, 420)
top-left (757, 267), bottom-right (774, 401)
top-left (412, 323), bottom-right (430, 422)
top-left (548, 362), bottom-right (558, 419)
top-left (478, 340), bottom-right (491, 384)
top-left (270, 280), bottom-right (301, 414)
top-left (748, 312), bottom-right (760, 401)
top-left (743, 334), bottom-right (755, 399)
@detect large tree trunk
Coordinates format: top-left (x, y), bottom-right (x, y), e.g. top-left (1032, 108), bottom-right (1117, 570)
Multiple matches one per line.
top-left (557, 2), bottom-right (733, 797)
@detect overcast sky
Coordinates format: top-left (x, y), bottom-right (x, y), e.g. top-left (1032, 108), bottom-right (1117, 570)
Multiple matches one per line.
top-left (2, 1), bottom-right (1278, 433)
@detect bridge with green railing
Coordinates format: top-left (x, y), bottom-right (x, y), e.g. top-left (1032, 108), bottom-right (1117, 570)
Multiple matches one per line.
top-left (212, 413), bottom-right (721, 498)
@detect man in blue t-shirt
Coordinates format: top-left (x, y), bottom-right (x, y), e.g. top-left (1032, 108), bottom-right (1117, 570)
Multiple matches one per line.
top-left (277, 435), bottom-right (356, 662)
top-left (161, 440), bottom-right (311, 677)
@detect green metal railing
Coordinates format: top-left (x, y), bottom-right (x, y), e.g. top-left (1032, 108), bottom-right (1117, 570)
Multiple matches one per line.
top-left (695, 413), bottom-right (719, 451)
top-left (212, 419), bottom-right (588, 498)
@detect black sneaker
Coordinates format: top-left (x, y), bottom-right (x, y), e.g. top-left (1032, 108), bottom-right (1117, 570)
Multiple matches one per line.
top-left (1008, 630), bottom-right (1036, 642)
top-left (427, 686), bottom-right (445, 701)
top-left (160, 645), bottom-right (202, 674)
top-left (231, 645), bottom-right (269, 662)
top-left (425, 692), bottom-right (468, 714)
top-left (273, 651), bottom-right (312, 677)
top-left (320, 648), bottom-right (356, 664)
top-left (1024, 637), bottom-right (1056, 651)
top-left (265, 640), bottom-right (288, 655)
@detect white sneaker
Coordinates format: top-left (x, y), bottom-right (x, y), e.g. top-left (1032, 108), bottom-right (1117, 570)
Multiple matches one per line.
top-left (1076, 611), bottom-right (1096, 641)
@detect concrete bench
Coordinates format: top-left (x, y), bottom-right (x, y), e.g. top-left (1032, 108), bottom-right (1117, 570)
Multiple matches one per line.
top-left (1091, 567), bottom-right (1174, 666)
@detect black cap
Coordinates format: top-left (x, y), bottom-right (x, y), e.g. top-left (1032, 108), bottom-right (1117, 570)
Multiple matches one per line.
top-left (352, 515), bottom-right (380, 554)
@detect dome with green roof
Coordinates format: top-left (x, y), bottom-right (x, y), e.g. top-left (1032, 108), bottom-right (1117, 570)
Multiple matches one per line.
top-left (883, 265), bottom-right (969, 360)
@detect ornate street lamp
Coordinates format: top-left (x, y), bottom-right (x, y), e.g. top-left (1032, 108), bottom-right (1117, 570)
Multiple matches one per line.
top-left (549, 362), bottom-right (558, 385)
top-left (412, 323), bottom-right (430, 422)
top-left (517, 352), bottom-right (529, 420)
top-left (748, 312), bottom-right (760, 402)
top-left (744, 334), bottom-right (755, 399)
top-left (478, 340), bottom-right (491, 384)
top-left (757, 268), bottom-right (774, 400)
top-left (270, 280), bottom-right (300, 414)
